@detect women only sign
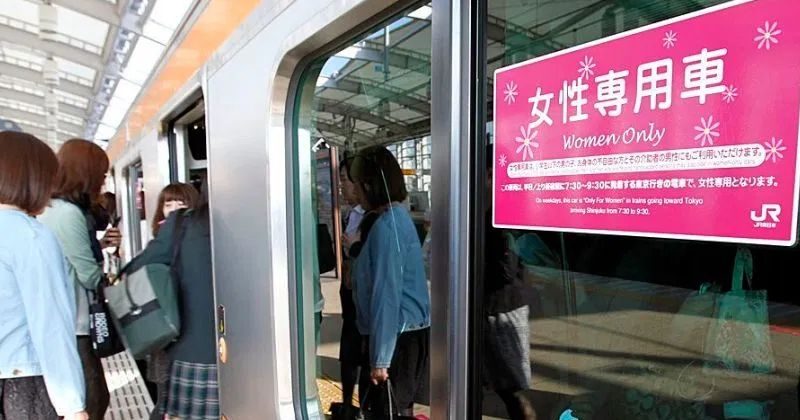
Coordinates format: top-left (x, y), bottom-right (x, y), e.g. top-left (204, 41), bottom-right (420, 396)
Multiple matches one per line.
top-left (493, 0), bottom-right (800, 246)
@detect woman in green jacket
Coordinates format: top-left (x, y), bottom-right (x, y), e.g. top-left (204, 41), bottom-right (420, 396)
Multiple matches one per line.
top-left (39, 139), bottom-right (121, 419)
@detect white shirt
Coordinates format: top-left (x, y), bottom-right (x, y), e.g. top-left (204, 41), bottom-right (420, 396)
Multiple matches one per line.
top-left (345, 205), bottom-right (365, 237)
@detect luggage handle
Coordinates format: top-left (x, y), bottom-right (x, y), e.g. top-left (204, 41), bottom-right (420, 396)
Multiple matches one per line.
top-left (731, 246), bottom-right (754, 291)
top-left (386, 379), bottom-right (395, 420)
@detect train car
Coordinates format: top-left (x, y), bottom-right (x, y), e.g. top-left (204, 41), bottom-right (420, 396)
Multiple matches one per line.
top-left (100, 0), bottom-right (800, 418)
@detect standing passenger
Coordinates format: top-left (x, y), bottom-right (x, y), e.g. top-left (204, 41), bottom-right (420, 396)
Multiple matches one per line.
top-left (0, 132), bottom-right (89, 420)
top-left (331, 159), bottom-right (366, 420)
top-left (350, 146), bottom-right (430, 417)
top-left (483, 147), bottom-right (537, 420)
top-left (125, 184), bottom-right (218, 420)
top-left (146, 182), bottom-right (200, 420)
top-left (39, 139), bottom-right (119, 420)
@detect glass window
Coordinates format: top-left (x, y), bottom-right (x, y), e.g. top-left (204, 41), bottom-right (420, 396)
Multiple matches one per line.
top-left (292, 3), bottom-right (433, 418)
top-left (187, 117), bottom-right (208, 191)
top-left (478, 1), bottom-right (800, 419)
top-left (126, 161), bottom-right (146, 254)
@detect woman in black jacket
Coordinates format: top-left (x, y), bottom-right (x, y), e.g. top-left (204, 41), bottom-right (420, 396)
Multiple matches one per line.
top-left (125, 198), bottom-right (217, 420)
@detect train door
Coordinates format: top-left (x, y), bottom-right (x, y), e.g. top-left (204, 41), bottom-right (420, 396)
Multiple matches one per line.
top-left (290, 3), bottom-right (434, 417)
top-left (167, 96), bottom-right (208, 188)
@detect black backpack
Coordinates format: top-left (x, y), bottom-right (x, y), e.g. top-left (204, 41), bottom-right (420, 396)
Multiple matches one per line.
top-left (317, 223), bottom-right (336, 274)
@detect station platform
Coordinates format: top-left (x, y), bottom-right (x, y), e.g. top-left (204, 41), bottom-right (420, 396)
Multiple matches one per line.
top-left (102, 351), bottom-right (153, 420)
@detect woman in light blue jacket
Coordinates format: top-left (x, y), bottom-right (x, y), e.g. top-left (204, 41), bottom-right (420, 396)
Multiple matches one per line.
top-left (350, 146), bottom-right (430, 417)
top-left (0, 132), bottom-right (87, 419)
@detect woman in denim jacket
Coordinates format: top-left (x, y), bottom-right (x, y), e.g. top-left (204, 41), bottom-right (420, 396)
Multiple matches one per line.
top-left (350, 146), bottom-right (430, 417)
top-left (0, 132), bottom-right (88, 420)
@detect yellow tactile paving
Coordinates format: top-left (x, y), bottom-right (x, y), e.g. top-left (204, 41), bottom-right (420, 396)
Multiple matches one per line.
top-left (102, 351), bottom-right (153, 420)
top-left (316, 375), bottom-right (359, 416)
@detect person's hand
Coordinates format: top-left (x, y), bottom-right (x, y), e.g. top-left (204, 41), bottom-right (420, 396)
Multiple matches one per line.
top-left (101, 227), bottom-right (122, 248)
top-left (71, 411), bottom-right (89, 420)
top-left (343, 232), bottom-right (360, 248)
top-left (371, 367), bottom-right (389, 384)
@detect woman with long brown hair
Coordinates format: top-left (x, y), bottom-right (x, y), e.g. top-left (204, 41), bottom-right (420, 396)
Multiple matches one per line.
top-left (39, 139), bottom-right (121, 419)
top-left (0, 132), bottom-right (88, 419)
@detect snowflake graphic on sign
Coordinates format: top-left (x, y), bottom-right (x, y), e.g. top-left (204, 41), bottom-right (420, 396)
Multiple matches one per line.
top-left (663, 30), bottom-right (678, 48)
top-left (578, 56), bottom-right (596, 80)
top-left (722, 85), bottom-right (738, 103)
top-left (755, 21), bottom-right (781, 50)
top-left (499, 154), bottom-right (508, 167)
top-left (515, 124), bottom-right (539, 161)
top-left (764, 137), bottom-right (787, 163)
top-left (694, 116), bottom-right (720, 146)
top-left (503, 81), bottom-right (519, 104)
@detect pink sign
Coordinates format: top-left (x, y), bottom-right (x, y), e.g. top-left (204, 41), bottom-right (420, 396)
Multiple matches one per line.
top-left (493, 0), bottom-right (800, 246)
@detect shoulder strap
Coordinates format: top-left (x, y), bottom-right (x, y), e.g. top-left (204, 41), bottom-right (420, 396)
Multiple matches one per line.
top-left (170, 209), bottom-right (190, 279)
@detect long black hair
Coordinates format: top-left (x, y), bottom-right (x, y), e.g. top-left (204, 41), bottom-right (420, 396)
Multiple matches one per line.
top-left (349, 146), bottom-right (407, 209)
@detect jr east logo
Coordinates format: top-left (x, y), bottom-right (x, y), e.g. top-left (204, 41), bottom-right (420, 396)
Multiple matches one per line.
top-left (751, 204), bottom-right (781, 229)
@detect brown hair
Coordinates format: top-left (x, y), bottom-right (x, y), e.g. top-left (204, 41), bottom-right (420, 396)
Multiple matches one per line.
top-left (53, 139), bottom-right (109, 206)
top-left (350, 145), bottom-right (407, 209)
top-left (152, 183), bottom-right (200, 235)
top-left (0, 132), bottom-right (59, 214)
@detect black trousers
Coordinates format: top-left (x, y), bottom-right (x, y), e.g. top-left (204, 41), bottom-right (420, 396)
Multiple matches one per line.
top-left (77, 337), bottom-right (110, 420)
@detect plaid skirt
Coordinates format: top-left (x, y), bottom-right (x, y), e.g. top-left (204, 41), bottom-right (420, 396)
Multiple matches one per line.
top-left (166, 361), bottom-right (219, 419)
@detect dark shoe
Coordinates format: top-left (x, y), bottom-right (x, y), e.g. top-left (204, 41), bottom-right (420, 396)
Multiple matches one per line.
top-left (330, 402), bottom-right (363, 420)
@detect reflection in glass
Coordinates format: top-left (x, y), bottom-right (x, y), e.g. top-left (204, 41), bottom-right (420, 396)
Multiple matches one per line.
top-left (126, 161), bottom-right (147, 254)
top-left (480, 1), bottom-right (800, 419)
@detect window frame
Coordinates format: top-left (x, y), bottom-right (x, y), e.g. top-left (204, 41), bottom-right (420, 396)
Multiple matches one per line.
top-left (284, 1), bottom-right (437, 417)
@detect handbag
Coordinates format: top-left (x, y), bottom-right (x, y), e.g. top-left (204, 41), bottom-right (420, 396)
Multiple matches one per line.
top-left (704, 246), bottom-right (775, 375)
top-left (80, 205), bottom-right (125, 358)
top-left (613, 248), bottom-right (774, 419)
top-left (87, 283), bottom-right (125, 358)
top-left (105, 210), bottom-right (189, 359)
top-left (361, 380), bottom-right (416, 420)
